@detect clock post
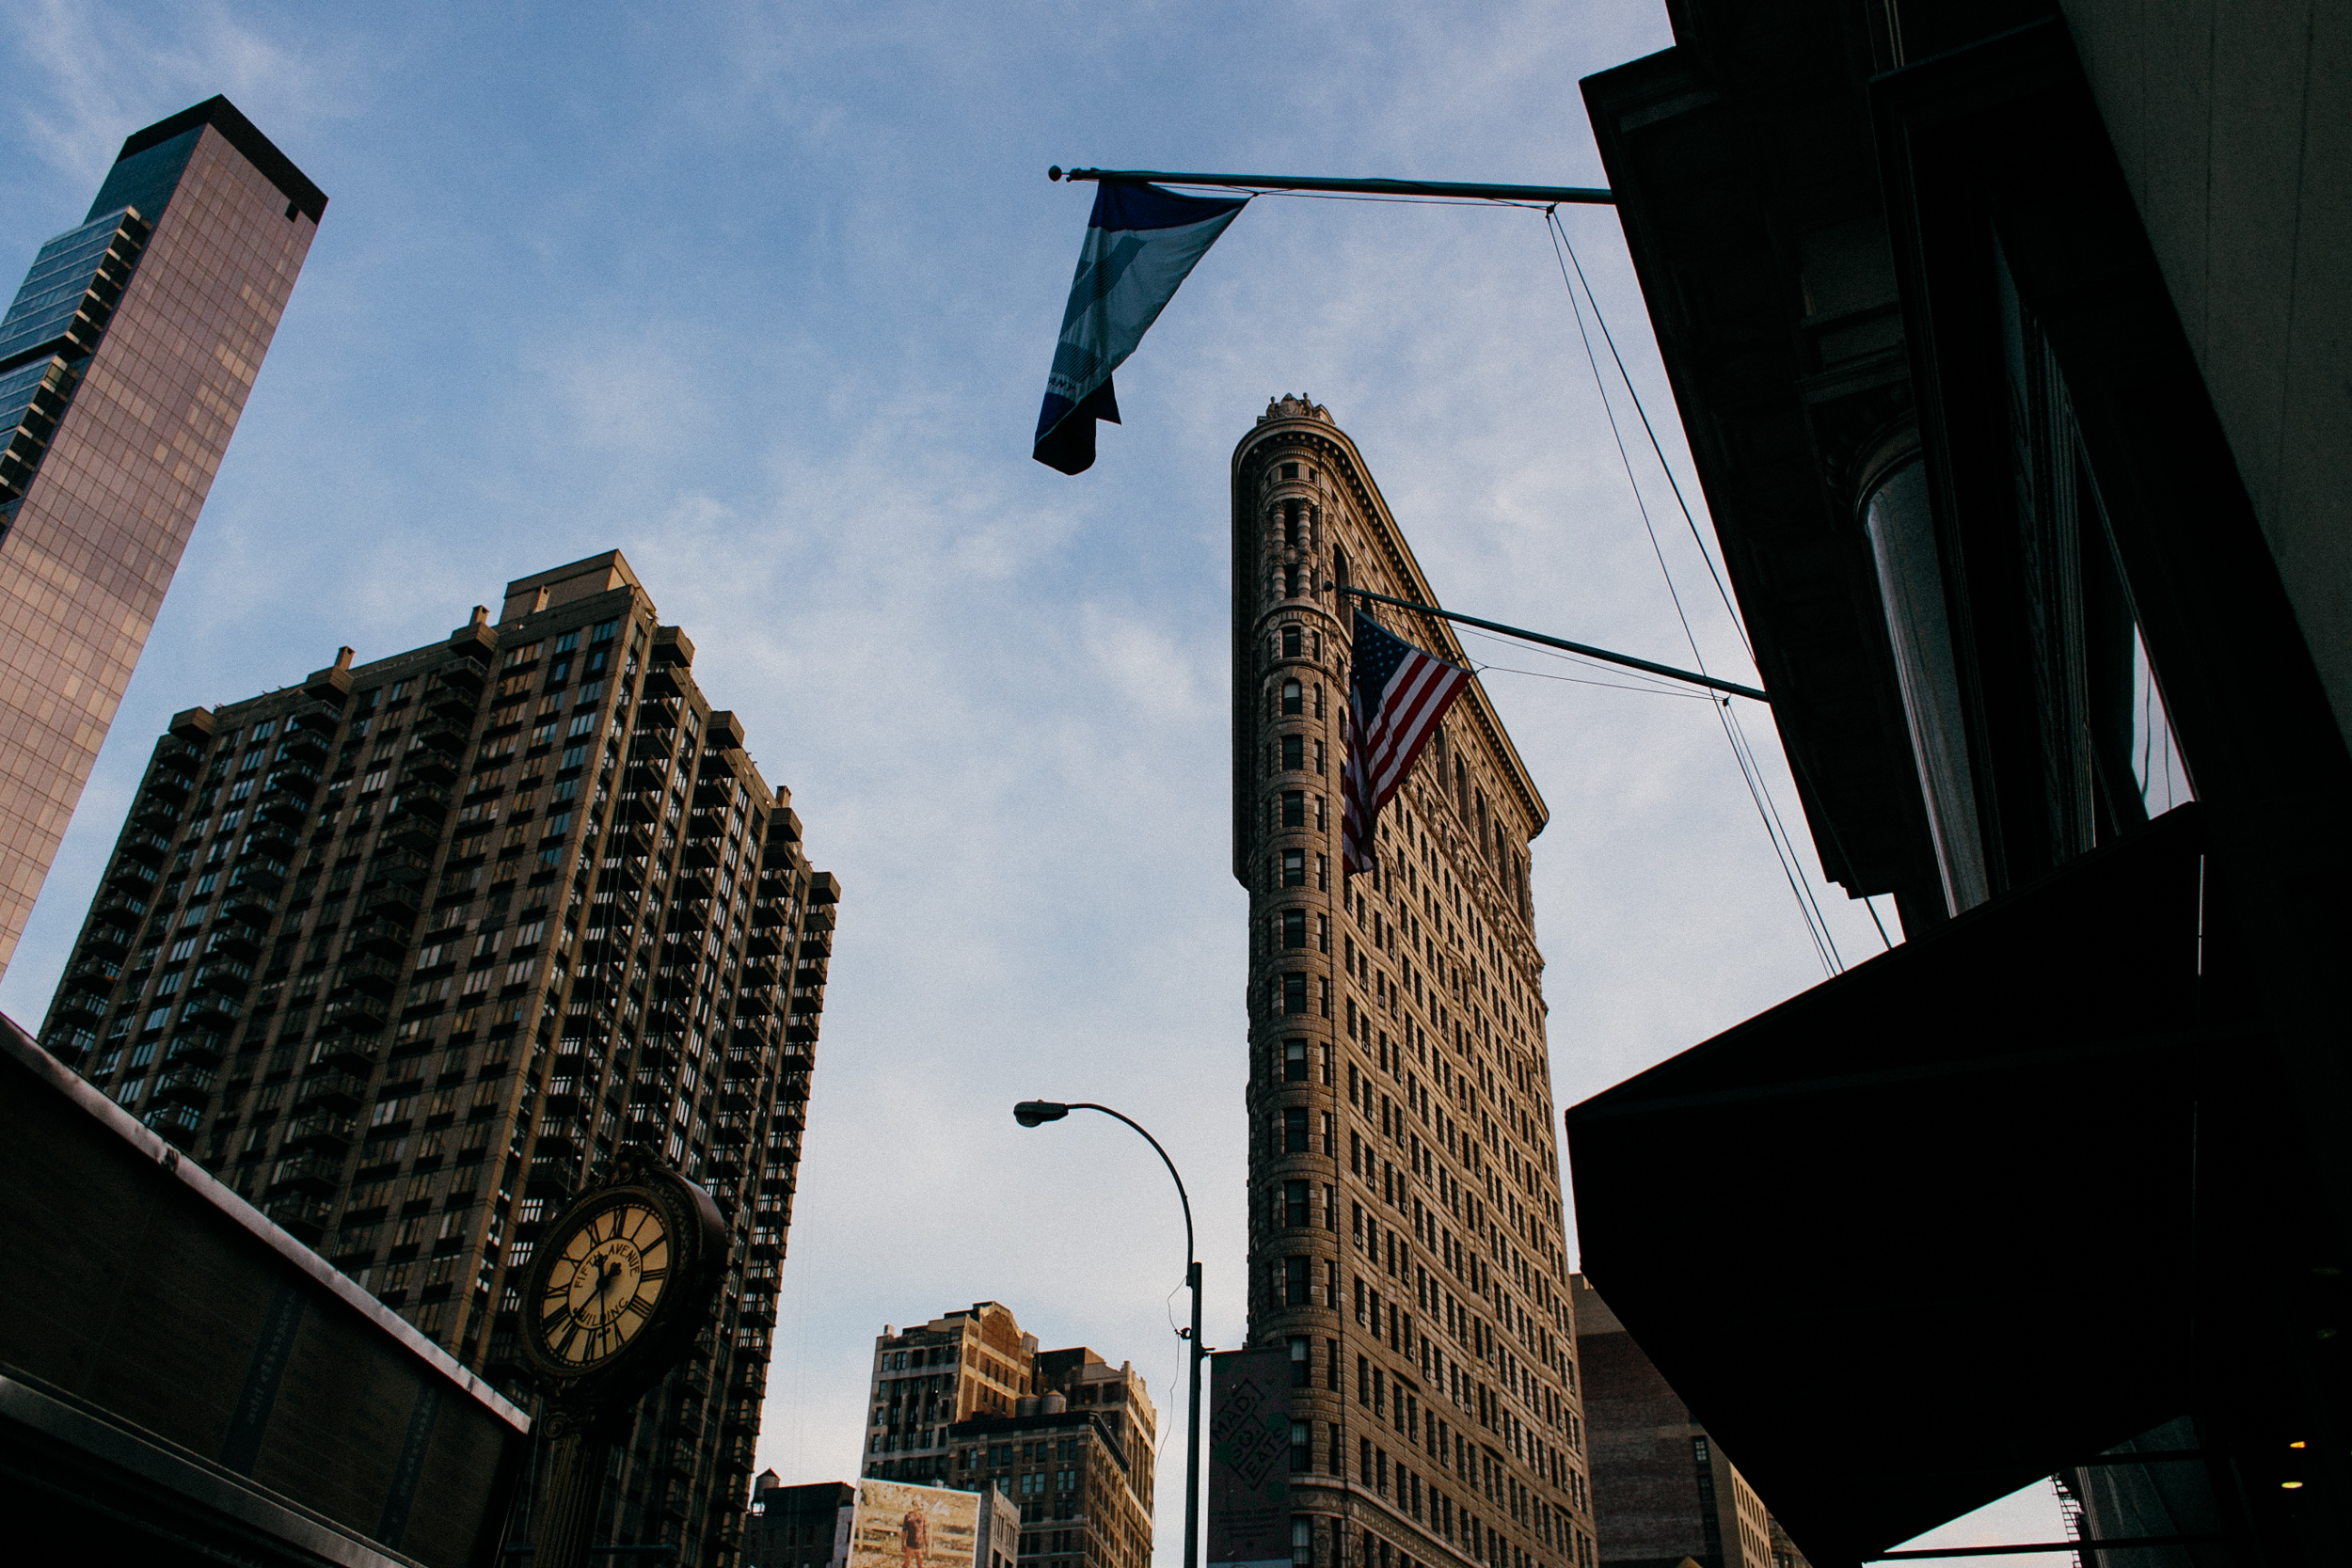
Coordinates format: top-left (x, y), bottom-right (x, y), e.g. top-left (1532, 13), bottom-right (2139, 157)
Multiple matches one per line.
top-left (514, 1146), bottom-right (730, 1568)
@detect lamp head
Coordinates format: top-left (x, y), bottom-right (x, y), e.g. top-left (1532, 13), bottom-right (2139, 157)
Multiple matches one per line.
top-left (1014, 1101), bottom-right (1071, 1128)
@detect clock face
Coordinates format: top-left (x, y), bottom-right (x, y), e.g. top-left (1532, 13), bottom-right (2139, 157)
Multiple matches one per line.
top-left (535, 1200), bottom-right (671, 1370)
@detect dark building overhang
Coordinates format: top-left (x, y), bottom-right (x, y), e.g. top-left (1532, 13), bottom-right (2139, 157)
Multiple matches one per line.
top-left (1564, 804), bottom-right (2312, 1565)
top-left (1581, 29), bottom-right (1947, 925)
top-left (1573, 10), bottom-right (2352, 1559)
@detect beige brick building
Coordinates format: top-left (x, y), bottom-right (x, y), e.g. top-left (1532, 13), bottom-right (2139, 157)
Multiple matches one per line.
top-left (1232, 397), bottom-right (1594, 1568)
top-left (862, 1302), bottom-right (1157, 1568)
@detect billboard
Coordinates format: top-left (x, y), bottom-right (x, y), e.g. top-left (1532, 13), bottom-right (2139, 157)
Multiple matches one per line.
top-left (1208, 1347), bottom-right (1292, 1568)
top-left (851, 1480), bottom-right (983, 1568)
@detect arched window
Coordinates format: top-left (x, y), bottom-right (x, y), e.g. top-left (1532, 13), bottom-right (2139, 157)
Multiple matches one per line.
top-left (1282, 679), bottom-right (1303, 715)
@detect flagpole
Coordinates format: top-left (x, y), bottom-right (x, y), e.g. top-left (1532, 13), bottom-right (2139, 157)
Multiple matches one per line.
top-left (1337, 585), bottom-right (1769, 703)
top-left (1050, 166), bottom-right (1614, 206)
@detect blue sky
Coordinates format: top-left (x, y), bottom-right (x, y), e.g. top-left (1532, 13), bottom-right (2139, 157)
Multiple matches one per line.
top-left (2, 3), bottom-right (2058, 1561)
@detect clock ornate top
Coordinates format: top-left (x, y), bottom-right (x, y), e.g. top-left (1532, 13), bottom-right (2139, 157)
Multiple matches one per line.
top-left (517, 1146), bottom-right (729, 1408)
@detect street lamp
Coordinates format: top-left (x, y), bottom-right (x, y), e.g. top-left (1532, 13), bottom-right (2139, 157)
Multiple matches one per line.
top-left (1012, 1101), bottom-right (1205, 1568)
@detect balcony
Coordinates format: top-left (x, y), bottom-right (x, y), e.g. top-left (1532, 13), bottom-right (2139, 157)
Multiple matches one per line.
top-left (228, 856), bottom-right (288, 894)
top-left (119, 826), bottom-right (175, 865)
top-left (436, 658), bottom-right (486, 697)
top-left (263, 1194), bottom-right (331, 1242)
top-left (81, 925), bottom-right (131, 962)
top-left (62, 954), bottom-right (122, 996)
top-left (275, 729), bottom-right (328, 768)
top-left (346, 912), bottom-right (414, 958)
top-left (91, 888), bottom-right (148, 927)
top-left (285, 1109), bottom-right (357, 1152)
top-left (142, 1100), bottom-right (204, 1148)
top-left (152, 1063), bottom-right (216, 1104)
top-left (316, 1035), bottom-right (379, 1073)
top-left (191, 958), bottom-right (254, 996)
top-left (105, 859), bottom-right (160, 894)
top-left (203, 923), bottom-right (264, 961)
top-left (267, 1150), bottom-right (342, 1195)
top-left (287, 703), bottom-right (342, 740)
top-left (152, 741), bottom-right (203, 781)
top-left (254, 792), bottom-right (310, 831)
top-left (260, 765), bottom-right (320, 802)
top-left (52, 990), bottom-right (104, 1029)
top-left (412, 718), bottom-right (469, 757)
top-left (144, 771), bottom-right (194, 808)
top-left (403, 751), bottom-right (458, 787)
top-left (180, 990), bottom-right (243, 1028)
top-left (335, 952), bottom-right (402, 997)
top-left (130, 795), bottom-right (181, 835)
top-left (165, 1031), bottom-right (227, 1067)
top-left (294, 1068), bottom-right (371, 1110)
top-left (360, 883), bottom-right (421, 924)
top-left (326, 993), bottom-right (388, 1032)
top-left (246, 817), bottom-right (299, 857)
top-left (366, 847), bottom-right (432, 888)
top-left (742, 928), bottom-right (782, 958)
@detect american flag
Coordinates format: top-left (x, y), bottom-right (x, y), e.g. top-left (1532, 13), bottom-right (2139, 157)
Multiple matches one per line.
top-left (1343, 609), bottom-right (1470, 876)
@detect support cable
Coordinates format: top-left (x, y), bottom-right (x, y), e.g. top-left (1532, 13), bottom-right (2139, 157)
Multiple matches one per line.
top-left (1542, 209), bottom-right (1842, 975)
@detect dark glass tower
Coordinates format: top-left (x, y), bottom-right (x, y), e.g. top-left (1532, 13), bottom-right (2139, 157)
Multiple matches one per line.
top-left (38, 551), bottom-right (834, 1568)
top-left (0, 96), bottom-right (324, 976)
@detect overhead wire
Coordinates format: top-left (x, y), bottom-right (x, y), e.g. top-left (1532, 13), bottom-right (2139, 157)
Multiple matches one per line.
top-left (1542, 207), bottom-right (1844, 976)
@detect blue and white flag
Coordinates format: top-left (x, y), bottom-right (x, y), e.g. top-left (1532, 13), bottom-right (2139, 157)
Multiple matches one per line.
top-left (1033, 182), bottom-right (1248, 474)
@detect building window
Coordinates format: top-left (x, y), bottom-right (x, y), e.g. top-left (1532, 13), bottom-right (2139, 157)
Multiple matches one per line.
top-left (1282, 735), bottom-right (1304, 769)
top-left (1283, 910), bottom-right (1306, 948)
top-left (1282, 679), bottom-right (1303, 714)
top-left (1283, 850), bottom-right (1305, 886)
top-left (1284, 1039), bottom-right (1308, 1081)
top-left (1290, 1337), bottom-right (1311, 1387)
top-left (1292, 1420), bottom-right (1311, 1472)
top-left (1285, 1256), bottom-right (1311, 1306)
top-left (1285, 1180), bottom-right (1309, 1226)
top-left (1283, 974), bottom-right (1307, 1014)
top-left (1283, 626), bottom-right (1302, 658)
top-left (1283, 790), bottom-right (1305, 826)
top-left (1283, 1107), bottom-right (1308, 1152)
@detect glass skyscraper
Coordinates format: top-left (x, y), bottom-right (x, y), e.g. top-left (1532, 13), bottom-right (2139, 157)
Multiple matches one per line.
top-left (0, 95), bottom-right (324, 976)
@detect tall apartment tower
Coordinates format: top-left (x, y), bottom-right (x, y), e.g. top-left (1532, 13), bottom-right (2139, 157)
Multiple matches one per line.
top-left (1232, 398), bottom-right (1594, 1568)
top-left (865, 1302), bottom-right (1158, 1568)
top-left (0, 96), bottom-right (323, 974)
top-left (35, 550), bottom-right (836, 1568)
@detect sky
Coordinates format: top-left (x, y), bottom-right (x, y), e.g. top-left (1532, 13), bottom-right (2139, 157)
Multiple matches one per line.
top-left (1, 4), bottom-right (2060, 1562)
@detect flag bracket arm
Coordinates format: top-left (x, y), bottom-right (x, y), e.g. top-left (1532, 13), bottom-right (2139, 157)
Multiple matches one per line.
top-left (1049, 166), bottom-right (1614, 206)
top-left (1334, 584), bottom-right (1768, 703)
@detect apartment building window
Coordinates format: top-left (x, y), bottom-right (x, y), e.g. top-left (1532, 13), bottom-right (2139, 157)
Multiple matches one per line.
top-left (1282, 735), bottom-right (1305, 769)
top-left (1283, 910), bottom-right (1307, 948)
top-left (1290, 1337), bottom-right (1311, 1387)
top-left (1291, 1420), bottom-right (1311, 1472)
top-left (1286, 1257), bottom-right (1311, 1306)
top-left (1285, 1039), bottom-right (1308, 1081)
top-left (1283, 974), bottom-right (1308, 1015)
top-left (1285, 1180), bottom-right (1309, 1226)
top-left (1283, 626), bottom-right (1302, 658)
top-left (1284, 1107), bottom-right (1308, 1152)
top-left (1282, 680), bottom-right (1303, 715)
top-left (1283, 790), bottom-right (1305, 826)
top-left (1283, 850), bottom-right (1305, 886)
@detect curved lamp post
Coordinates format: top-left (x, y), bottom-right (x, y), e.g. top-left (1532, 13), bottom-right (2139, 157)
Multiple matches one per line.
top-left (1013, 1101), bottom-right (1204, 1568)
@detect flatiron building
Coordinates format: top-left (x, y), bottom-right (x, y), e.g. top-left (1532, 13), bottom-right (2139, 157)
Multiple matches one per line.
top-left (1232, 398), bottom-right (1596, 1568)
top-left (36, 550), bottom-right (835, 1568)
top-left (0, 96), bottom-right (323, 975)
